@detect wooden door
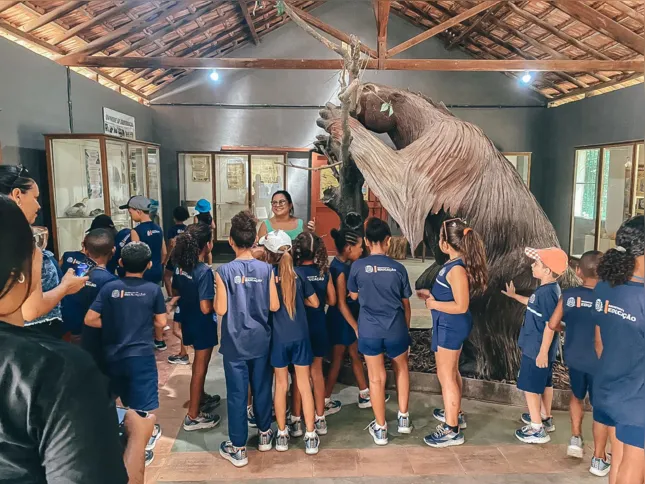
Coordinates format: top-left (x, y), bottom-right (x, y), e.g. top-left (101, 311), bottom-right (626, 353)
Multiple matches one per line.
top-left (311, 153), bottom-right (341, 255)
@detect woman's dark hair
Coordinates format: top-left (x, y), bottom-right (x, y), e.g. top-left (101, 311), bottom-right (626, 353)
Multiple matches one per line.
top-left (195, 211), bottom-right (213, 226)
top-left (441, 218), bottom-right (488, 297)
top-left (272, 190), bottom-right (294, 217)
top-left (365, 217), bottom-right (391, 244)
top-left (293, 231), bottom-right (329, 274)
top-left (0, 165), bottom-right (35, 196)
top-left (0, 195), bottom-right (35, 315)
top-left (330, 228), bottom-right (360, 254)
top-left (598, 215), bottom-right (644, 287)
top-left (172, 223), bottom-right (212, 272)
top-left (173, 206), bottom-right (190, 222)
top-left (230, 210), bottom-right (257, 249)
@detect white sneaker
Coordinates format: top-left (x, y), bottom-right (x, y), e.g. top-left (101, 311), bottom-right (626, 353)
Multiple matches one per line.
top-left (275, 429), bottom-right (289, 452)
top-left (567, 435), bottom-right (584, 459)
top-left (397, 412), bottom-right (412, 434)
top-left (365, 420), bottom-right (388, 445)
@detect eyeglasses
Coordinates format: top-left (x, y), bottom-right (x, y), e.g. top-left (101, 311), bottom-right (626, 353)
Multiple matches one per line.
top-left (271, 199), bottom-right (288, 207)
top-left (32, 226), bottom-right (49, 251)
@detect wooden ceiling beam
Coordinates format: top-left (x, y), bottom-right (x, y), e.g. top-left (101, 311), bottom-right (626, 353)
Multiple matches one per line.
top-left (238, 0), bottom-right (259, 45)
top-left (286, 4), bottom-right (377, 58)
top-left (57, 56), bottom-right (644, 72)
top-left (20, 0), bottom-right (84, 33)
top-left (0, 1), bottom-right (21, 14)
top-left (387, 0), bottom-right (501, 58)
top-left (447, 2), bottom-right (502, 50)
top-left (549, 72), bottom-right (643, 104)
top-left (373, 0), bottom-right (390, 69)
top-left (555, 1), bottom-right (644, 54)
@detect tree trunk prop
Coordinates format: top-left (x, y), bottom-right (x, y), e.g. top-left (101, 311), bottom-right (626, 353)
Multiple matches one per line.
top-left (316, 83), bottom-right (577, 381)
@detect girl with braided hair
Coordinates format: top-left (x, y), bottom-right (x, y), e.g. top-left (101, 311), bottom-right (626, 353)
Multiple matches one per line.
top-left (593, 215), bottom-right (645, 484)
top-left (169, 223), bottom-right (221, 432)
top-left (289, 232), bottom-right (337, 437)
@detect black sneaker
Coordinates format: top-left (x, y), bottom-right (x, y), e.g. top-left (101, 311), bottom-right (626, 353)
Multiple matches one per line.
top-left (201, 394), bottom-right (221, 412)
top-left (183, 413), bottom-right (221, 431)
top-left (167, 354), bottom-right (189, 365)
top-left (145, 449), bottom-right (154, 467)
top-left (154, 340), bottom-right (167, 351)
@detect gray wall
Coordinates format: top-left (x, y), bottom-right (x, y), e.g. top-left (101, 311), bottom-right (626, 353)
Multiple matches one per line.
top-left (152, 0), bottom-right (545, 224)
top-left (536, 84), bottom-right (645, 252)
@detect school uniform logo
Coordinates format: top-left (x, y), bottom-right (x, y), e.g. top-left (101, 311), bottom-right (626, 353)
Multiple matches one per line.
top-left (67, 256), bottom-right (74, 263)
top-left (365, 265), bottom-right (396, 274)
top-left (147, 230), bottom-right (160, 236)
top-left (365, 266), bottom-right (374, 273)
top-left (529, 294), bottom-right (536, 303)
top-left (595, 298), bottom-right (637, 321)
top-left (111, 290), bottom-right (121, 298)
top-left (234, 275), bottom-right (263, 284)
top-left (234, 275), bottom-right (242, 284)
top-left (439, 268), bottom-right (446, 276)
top-left (566, 297), bottom-right (575, 308)
top-left (595, 299), bottom-right (603, 312)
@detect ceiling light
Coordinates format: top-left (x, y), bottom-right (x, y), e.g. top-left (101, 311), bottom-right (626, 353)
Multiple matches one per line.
top-left (521, 72), bottom-right (532, 84)
top-left (209, 69), bottom-right (219, 81)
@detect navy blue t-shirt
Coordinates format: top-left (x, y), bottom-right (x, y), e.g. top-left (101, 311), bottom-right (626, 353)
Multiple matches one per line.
top-left (60, 251), bottom-right (91, 333)
top-left (134, 221), bottom-right (164, 283)
top-left (111, 228), bottom-right (131, 276)
top-left (562, 286), bottom-right (598, 374)
top-left (594, 280), bottom-right (645, 427)
top-left (90, 277), bottom-right (165, 364)
top-left (172, 262), bottom-right (215, 327)
top-left (216, 259), bottom-right (273, 361)
top-left (327, 257), bottom-right (359, 324)
top-left (518, 282), bottom-right (561, 361)
top-left (60, 251), bottom-right (89, 274)
top-left (295, 265), bottom-right (329, 328)
top-left (167, 223), bottom-right (187, 241)
top-left (348, 254), bottom-right (412, 339)
top-left (272, 265), bottom-right (315, 345)
top-left (62, 265), bottom-right (116, 335)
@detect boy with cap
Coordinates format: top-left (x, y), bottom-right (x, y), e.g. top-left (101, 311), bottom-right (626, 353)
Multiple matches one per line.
top-left (120, 196), bottom-right (168, 350)
top-left (547, 251), bottom-right (611, 476)
top-left (502, 246), bottom-right (568, 444)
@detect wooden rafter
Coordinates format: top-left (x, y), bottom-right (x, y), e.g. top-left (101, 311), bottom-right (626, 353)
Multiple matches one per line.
top-left (387, 0), bottom-right (501, 57)
top-left (447, 2), bottom-right (502, 50)
top-left (373, 0), bottom-right (390, 69)
top-left (609, 2), bottom-right (644, 23)
top-left (20, 0), bottom-right (84, 33)
top-left (57, 56), bottom-right (644, 72)
top-left (238, 0), bottom-right (259, 45)
top-left (549, 72), bottom-right (644, 104)
top-left (0, 1), bottom-right (21, 15)
top-left (555, 1), bottom-right (644, 54)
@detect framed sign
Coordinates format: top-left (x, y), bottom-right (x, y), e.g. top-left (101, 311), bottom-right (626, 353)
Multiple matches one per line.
top-left (103, 108), bottom-right (136, 140)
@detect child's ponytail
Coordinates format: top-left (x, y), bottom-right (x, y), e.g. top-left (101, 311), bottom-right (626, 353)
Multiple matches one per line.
top-left (597, 215), bottom-right (644, 287)
top-left (278, 250), bottom-right (297, 319)
top-left (461, 228), bottom-right (488, 297)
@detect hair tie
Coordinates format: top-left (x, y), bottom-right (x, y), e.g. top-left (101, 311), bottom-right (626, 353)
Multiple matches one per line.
top-left (615, 246), bottom-right (627, 253)
top-left (463, 228), bottom-right (473, 235)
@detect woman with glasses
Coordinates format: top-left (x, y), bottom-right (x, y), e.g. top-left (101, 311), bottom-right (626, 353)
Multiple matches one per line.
top-left (257, 190), bottom-right (315, 241)
top-left (0, 165), bottom-right (86, 338)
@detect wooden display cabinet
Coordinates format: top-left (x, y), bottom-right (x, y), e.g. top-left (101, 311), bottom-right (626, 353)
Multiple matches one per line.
top-left (45, 134), bottom-right (161, 258)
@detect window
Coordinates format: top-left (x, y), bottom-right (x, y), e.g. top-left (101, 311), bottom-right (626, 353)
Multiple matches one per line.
top-left (573, 149), bottom-right (600, 220)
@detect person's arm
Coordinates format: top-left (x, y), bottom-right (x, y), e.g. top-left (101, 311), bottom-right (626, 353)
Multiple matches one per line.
top-left (85, 309), bottom-right (102, 328)
top-left (130, 229), bottom-right (140, 242)
top-left (425, 266), bottom-right (470, 314)
top-left (302, 277), bottom-right (319, 309)
top-left (199, 269), bottom-right (215, 315)
top-left (403, 298), bottom-right (411, 328)
top-left (536, 325), bottom-right (555, 368)
top-left (153, 288), bottom-right (167, 329)
top-left (536, 290), bottom-right (559, 368)
top-left (22, 269), bottom-right (88, 321)
top-left (335, 273), bottom-right (358, 333)
top-left (501, 280), bottom-right (530, 306)
top-left (326, 277), bottom-right (337, 307)
top-left (257, 220), bottom-right (268, 239)
top-left (269, 274), bottom-right (280, 312)
top-left (161, 239), bottom-right (168, 265)
top-left (122, 411), bottom-right (156, 484)
top-left (215, 271), bottom-right (228, 316)
top-left (347, 264), bottom-right (359, 302)
top-left (547, 299), bottom-right (565, 331)
top-left (85, 285), bottom-right (107, 328)
top-left (594, 325), bottom-right (603, 358)
top-left (306, 218), bottom-right (316, 233)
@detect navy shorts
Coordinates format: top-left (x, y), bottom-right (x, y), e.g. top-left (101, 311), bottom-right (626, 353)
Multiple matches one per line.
top-left (327, 309), bottom-right (357, 347)
top-left (182, 314), bottom-right (218, 351)
top-left (108, 355), bottom-right (159, 411)
top-left (517, 354), bottom-right (553, 394)
top-left (165, 261), bottom-right (175, 273)
top-left (359, 334), bottom-right (410, 359)
top-left (309, 321), bottom-right (330, 358)
top-left (616, 424), bottom-right (645, 449)
top-left (271, 338), bottom-right (313, 368)
top-left (569, 367), bottom-right (593, 401)
top-left (431, 314), bottom-right (472, 352)
top-left (593, 406), bottom-right (614, 427)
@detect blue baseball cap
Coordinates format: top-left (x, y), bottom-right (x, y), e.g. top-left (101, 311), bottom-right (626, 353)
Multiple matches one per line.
top-left (195, 199), bottom-right (211, 213)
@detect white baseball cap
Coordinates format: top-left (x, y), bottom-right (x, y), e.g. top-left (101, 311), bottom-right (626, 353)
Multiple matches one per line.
top-left (259, 230), bottom-right (292, 254)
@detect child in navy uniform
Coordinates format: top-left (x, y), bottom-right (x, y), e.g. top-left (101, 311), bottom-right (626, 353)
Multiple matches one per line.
top-left (121, 195), bottom-right (168, 351)
top-left (85, 241), bottom-right (166, 414)
top-left (593, 216), bottom-right (645, 484)
top-left (348, 218), bottom-right (413, 446)
top-left (503, 246), bottom-right (568, 444)
top-left (325, 228), bottom-right (371, 415)
top-left (164, 205), bottom-right (190, 296)
top-left (290, 232), bottom-right (336, 437)
top-left (111, 227), bottom-right (132, 276)
top-left (169, 223), bottom-right (221, 431)
top-left (418, 218), bottom-right (488, 448)
top-left (60, 229), bottom-right (116, 349)
top-left (215, 211), bottom-right (279, 468)
top-left (261, 230), bottom-right (320, 455)
top-left (547, 251), bottom-right (611, 476)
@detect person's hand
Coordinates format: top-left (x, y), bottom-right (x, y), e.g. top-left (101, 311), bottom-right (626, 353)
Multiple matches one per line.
top-left (536, 351), bottom-right (549, 369)
top-left (61, 269), bottom-right (88, 295)
top-left (166, 302), bottom-right (176, 315)
top-left (124, 409), bottom-right (156, 447)
top-left (424, 293), bottom-right (436, 310)
top-left (307, 218), bottom-right (316, 232)
top-left (416, 289), bottom-right (431, 300)
top-left (501, 281), bottom-right (517, 299)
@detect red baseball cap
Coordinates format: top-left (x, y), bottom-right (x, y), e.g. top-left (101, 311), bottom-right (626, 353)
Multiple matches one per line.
top-left (525, 247), bottom-right (568, 275)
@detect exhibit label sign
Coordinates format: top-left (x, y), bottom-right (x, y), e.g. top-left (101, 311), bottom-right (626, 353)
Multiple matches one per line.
top-left (103, 108), bottom-right (136, 139)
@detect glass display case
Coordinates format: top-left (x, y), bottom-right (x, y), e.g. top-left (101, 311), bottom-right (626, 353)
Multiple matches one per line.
top-left (178, 152), bottom-right (214, 223)
top-left (45, 134), bottom-right (162, 257)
